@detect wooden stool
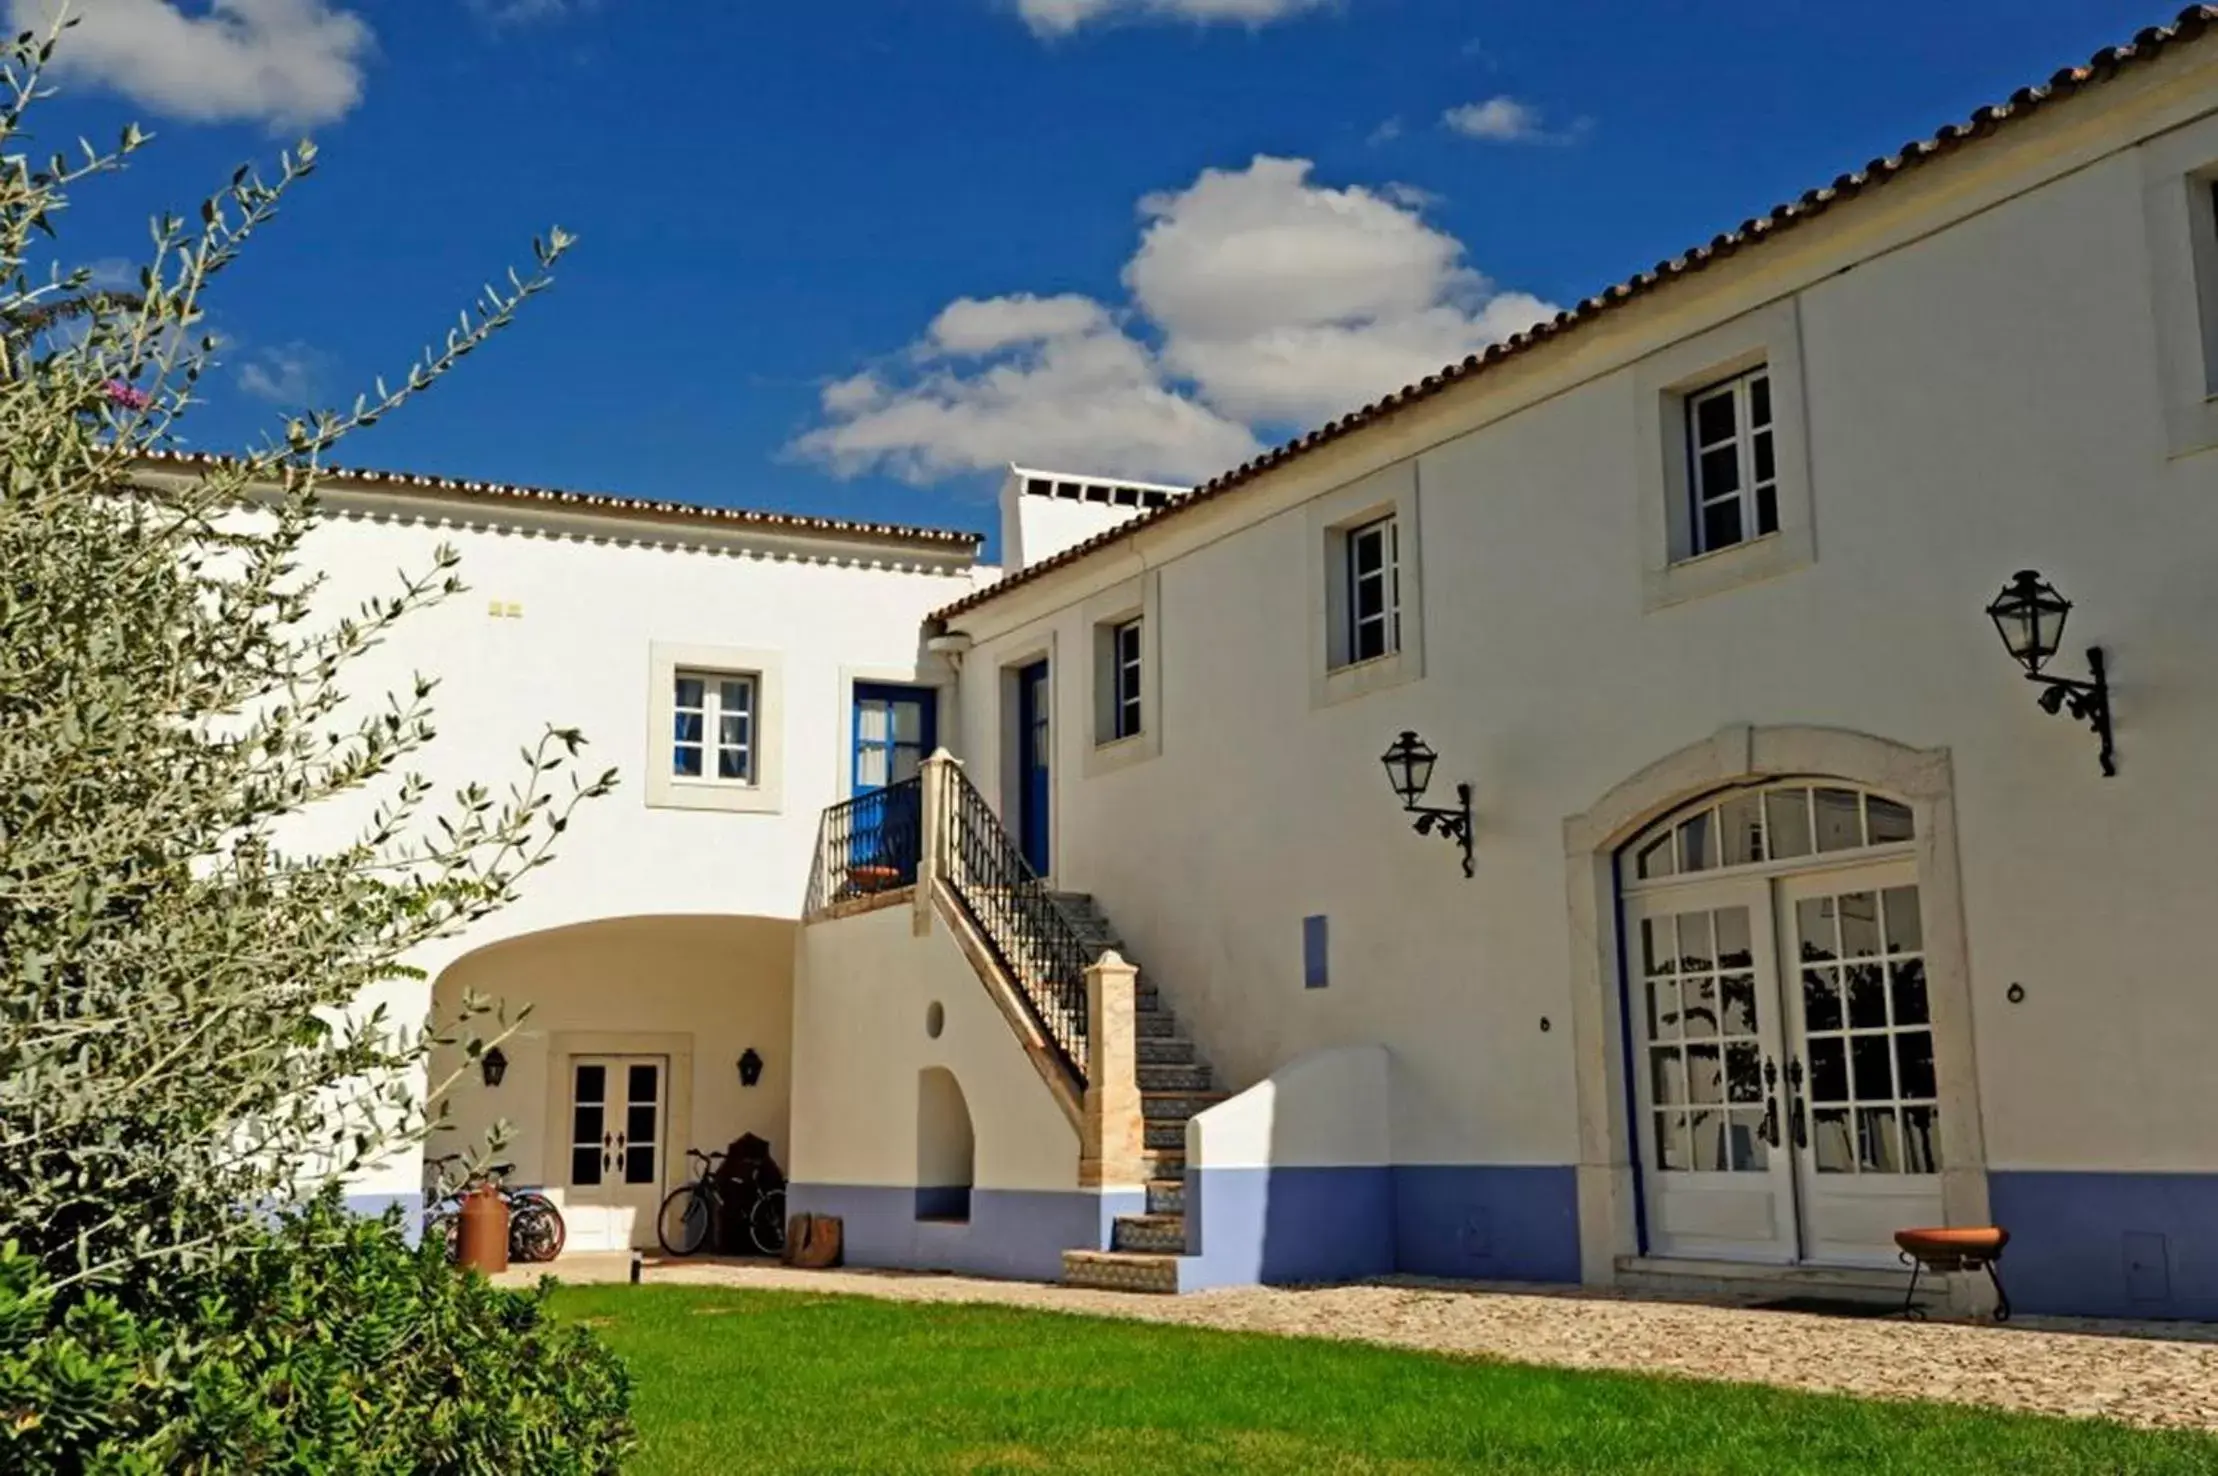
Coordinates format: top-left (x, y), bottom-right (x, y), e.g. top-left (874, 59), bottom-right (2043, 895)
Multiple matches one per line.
top-left (1895, 1226), bottom-right (2010, 1321)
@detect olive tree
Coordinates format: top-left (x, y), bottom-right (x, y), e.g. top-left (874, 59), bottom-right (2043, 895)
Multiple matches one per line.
top-left (0, 16), bottom-right (613, 1296)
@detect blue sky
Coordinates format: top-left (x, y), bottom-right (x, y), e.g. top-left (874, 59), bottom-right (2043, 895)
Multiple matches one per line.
top-left (32, 0), bottom-right (2148, 549)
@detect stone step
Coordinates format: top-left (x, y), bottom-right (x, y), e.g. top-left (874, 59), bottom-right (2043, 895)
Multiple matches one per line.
top-left (1062, 1249), bottom-right (1178, 1294)
top-left (1141, 1091), bottom-right (1226, 1121)
top-left (1145, 1120), bottom-right (1187, 1151)
top-left (1141, 1148), bottom-right (1184, 1180)
top-left (1137, 1062), bottom-right (1213, 1092)
top-left (1135, 1011), bottom-right (1179, 1038)
top-left (1111, 1213), bottom-right (1187, 1254)
top-left (1135, 1036), bottom-right (1195, 1065)
top-left (1145, 1178), bottom-right (1184, 1214)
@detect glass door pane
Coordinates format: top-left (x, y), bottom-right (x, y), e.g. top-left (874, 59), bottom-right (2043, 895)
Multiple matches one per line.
top-left (1625, 883), bottom-right (1796, 1263)
top-left (1779, 864), bottom-right (1944, 1268)
top-left (623, 1062), bottom-right (660, 1185)
top-left (570, 1060), bottom-right (607, 1187)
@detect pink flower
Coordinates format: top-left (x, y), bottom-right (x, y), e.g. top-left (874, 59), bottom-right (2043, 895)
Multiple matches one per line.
top-left (103, 379), bottom-right (152, 411)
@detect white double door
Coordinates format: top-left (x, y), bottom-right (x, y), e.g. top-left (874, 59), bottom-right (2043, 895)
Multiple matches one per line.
top-left (1627, 859), bottom-right (1941, 1267)
top-left (563, 1055), bottom-right (668, 1252)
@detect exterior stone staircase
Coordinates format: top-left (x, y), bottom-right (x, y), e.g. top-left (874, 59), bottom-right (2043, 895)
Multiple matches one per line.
top-left (1048, 892), bottom-right (1221, 1294)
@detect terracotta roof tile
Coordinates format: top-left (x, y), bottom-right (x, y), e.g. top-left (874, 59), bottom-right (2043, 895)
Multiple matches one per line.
top-left (932, 4), bottom-right (2218, 624)
top-left (133, 449), bottom-right (984, 553)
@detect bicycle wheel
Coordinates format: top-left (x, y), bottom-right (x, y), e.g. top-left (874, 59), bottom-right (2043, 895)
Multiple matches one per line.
top-left (748, 1187), bottom-right (787, 1257)
top-left (508, 1192), bottom-right (567, 1262)
top-left (656, 1183), bottom-right (715, 1257)
top-left (424, 1211), bottom-right (459, 1262)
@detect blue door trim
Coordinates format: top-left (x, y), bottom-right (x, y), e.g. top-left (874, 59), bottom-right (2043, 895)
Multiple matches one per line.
top-left (849, 683), bottom-right (937, 888)
top-left (851, 682), bottom-right (937, 797)
top-left (1015, 661), bottom-right (1051, 874)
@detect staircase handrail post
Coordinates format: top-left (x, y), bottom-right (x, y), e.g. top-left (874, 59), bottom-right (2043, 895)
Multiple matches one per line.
top-left (915, 747), bottom-right (961, 936)
top-left (1079, 949), bottom-right (1145, 1188)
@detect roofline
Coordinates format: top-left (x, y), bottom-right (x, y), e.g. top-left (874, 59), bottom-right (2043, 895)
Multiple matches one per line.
top-left (1006, 463), bottom-right (1192, 496)
top-left (932, 4), bottom-right (2218, 625)
top-left (131, 449), bottom-right (985, 554)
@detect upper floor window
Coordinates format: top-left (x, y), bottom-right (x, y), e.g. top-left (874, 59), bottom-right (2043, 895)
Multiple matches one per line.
top-left (1687, 367), bottom-right (1778, 556)
top-left (673, 670), bottom-right (755, 783)
top-left (1110, 617), bottom-right (1143, 740)
top-left (1345, 514), bottom-right (1401, 665)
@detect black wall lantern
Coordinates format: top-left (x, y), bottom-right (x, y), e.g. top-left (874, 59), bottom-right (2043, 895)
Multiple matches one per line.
top-left (1985, 569), bottom-right (2115, 777)
top-left (479, 1045), bottom-right (508, 1089)
top-left (737, 1048), bottom-right (764, 1087)
top-left (1379, 730), bottom-right (1475, 877)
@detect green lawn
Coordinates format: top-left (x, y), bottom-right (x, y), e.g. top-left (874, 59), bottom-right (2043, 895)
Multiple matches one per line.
top-left (547, 1283), bottom-right (2218, 1475)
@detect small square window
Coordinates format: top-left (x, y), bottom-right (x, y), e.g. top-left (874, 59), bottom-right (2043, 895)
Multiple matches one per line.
top-left (1343, 515), bottom-right (1401, 667)
top-left (674, 668), bottom-right (755, 785)
top-left (1686, 368), bottom-right (1778, 558)
top-left (1111, 617), bottom-right (1143, 740)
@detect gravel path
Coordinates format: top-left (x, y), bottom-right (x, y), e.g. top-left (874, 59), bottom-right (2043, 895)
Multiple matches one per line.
top-left (513, 1255), bottom-right (2218, 1432)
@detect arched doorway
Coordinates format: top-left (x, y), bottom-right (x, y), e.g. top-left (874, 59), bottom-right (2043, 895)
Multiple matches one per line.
top-left (427, 914), bottom-right (795, 1252)
top-left (1620, 780), bottom-right (1938, 1267)
top-left (915, 1067), bottom-right (975, 1223)
top-left (1562, 726), bottom-right (1989, 1287)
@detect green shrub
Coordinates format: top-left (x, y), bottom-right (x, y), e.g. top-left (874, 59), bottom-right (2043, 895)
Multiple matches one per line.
top-left (0, 1191), bottom-right (633, 1474)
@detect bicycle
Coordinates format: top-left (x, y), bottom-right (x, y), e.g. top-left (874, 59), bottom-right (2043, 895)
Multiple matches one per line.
top-left (423, 1155), bottom-right (568, 1264)
top-left (656, 1147), bottom-right (785, 1258)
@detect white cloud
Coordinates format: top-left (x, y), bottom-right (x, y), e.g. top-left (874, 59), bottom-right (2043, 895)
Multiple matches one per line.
top-left (1017, 0), bottom-right (1328, 38)
top-left (795, 155), bottom-right (1555, 486)
top-left (1442, 95), bottom-right (1589, 146)
top-left (1126, 155), bottom-right (1552, 424)
top-left (238, 340), bottom-right (329, 405)
top-left (1365, 116), bottom-right (1403, 147)
top-left (791, 294), bottom-right (1259, 486)
top-left (11, 0), bottom-right (372, 130)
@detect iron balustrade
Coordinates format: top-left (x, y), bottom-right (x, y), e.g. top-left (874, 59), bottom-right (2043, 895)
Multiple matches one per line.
top-left (940, 766), bottom-right (1090, 1083)
top-left (803, 776), bottom-right (923, 917)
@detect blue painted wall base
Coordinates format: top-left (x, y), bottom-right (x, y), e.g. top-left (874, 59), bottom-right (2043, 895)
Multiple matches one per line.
top-left (1989, 1171), bottom-right (2218, 1319)
top-left (1181, 1165), bottom-right (1393, 1290)
top-left (1180, 1162), bottom-right (1579, 1290)
top-left (791, 1183), bottom-right (1144, 1282)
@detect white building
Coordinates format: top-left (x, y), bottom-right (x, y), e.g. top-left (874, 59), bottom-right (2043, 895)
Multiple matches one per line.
top-left (790, 9), bottom-right (2218, 1320)
top-left (129, 452), bottom-right (989, 1254)
top-left (197, 7), bottom-right (2218, 1321)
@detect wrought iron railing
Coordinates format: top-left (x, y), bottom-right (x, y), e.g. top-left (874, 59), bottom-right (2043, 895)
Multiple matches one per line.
top-left (940, 766), bottom-right (1090, 1082)
top-left (803, 776), bottom-right (923, 918)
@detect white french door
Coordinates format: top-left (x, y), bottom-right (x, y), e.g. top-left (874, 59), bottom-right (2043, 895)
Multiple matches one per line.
top-left (1627, 880), bottom-right (1797, 1262)
top-left (563, 1055), bottom-right (667, 1252)
top-left (1623, 780), bottom-right (1944, 1268)
top-left (1777, 862), bottom-right (1943, 1266)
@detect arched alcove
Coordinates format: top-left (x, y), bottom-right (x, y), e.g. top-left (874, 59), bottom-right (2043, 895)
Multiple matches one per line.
top-left (915, 1067), bottom-right (975, 1223)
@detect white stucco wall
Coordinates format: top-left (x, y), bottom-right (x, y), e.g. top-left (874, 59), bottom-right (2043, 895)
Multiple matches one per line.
top-left (941, 62), bottom-right (2218, 1182)
top-left (242, 487), bottom-right (982, 1206)
top-left (1189, 1047), bottom-right (1392, 1172)
top-left (790, 900), bottom-right (1081, 1193)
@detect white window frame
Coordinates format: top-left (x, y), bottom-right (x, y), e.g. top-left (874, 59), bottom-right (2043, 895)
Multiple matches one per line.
top-left (1685, 367), bottom-right (1779, 557)
top-left (2139, 114), bottom-right (2218, 458)
top-left (1110, 619), bottom-right (1144, 740)
top-left (1083, 573), bottom-right (1161, 776)
top-left (672, 668), bottom-right (757, 785)
top-left (1634, 299), bottom-right (1816, 611)
top-left (1309, 461), bottom-right (1424, 710)
top-left (644, 642), bottom-right (784, 814)
top-left (1344, 515), bottom-right (1401, 665)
